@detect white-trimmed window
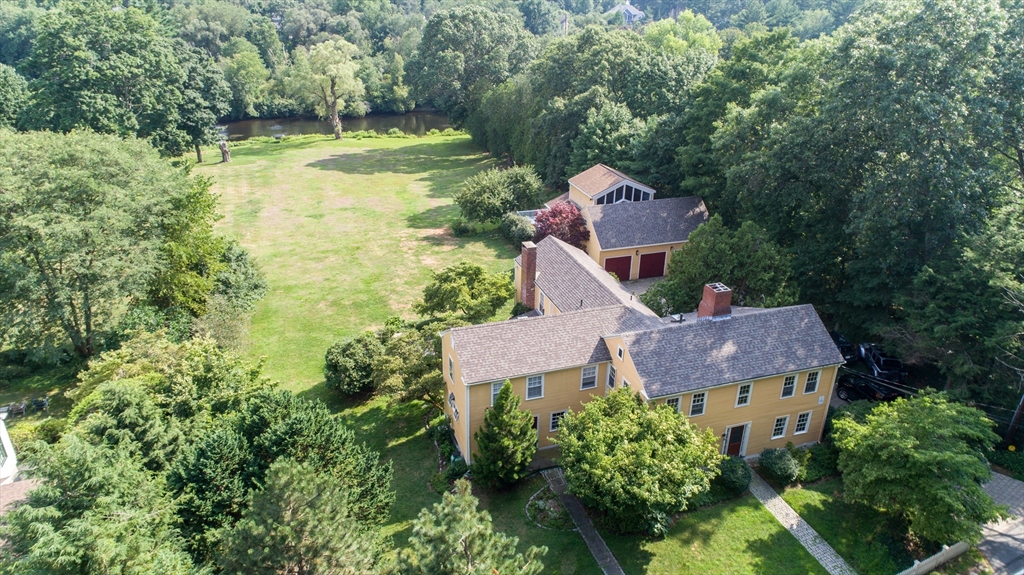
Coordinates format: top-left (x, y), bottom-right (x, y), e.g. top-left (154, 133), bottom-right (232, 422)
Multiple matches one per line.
top-left (794, 411), bottom-right (811, 435)
top-left (617, 346), bottom-right (624, 359)
top-left (581, 366), bottom-right (598, 390)
top-left (736, 383), bottom-right (752, 407)
top-left (622, 378), bottom-right (629, 389)
top-left (448, 357), bottom-right (454, 382)
top-left (666, 397), bottom-right (680, 412)
top-left (690, 392), bottom-right (706, 417)
top-left (539, 293), bottom-right (546, 315)
top-left (526, 375), bottom-right (544, 400)
top-left (607, 365), bottom-right (617, 388)
top-left (772, 415), bottom-right (789, 439)
top-left (550, 411), bottom-right (566, 432)
top-left (448, 392), bottom-right (459, 421)
top-left (804, 371), bottom-right (820, 394)
top-left (491, 382), bottom-right (503, 406)
top-left (781, 375), bottom-right (796, 398)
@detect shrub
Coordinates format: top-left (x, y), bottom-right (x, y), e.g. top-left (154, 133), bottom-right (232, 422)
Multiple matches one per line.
top-left (445, 458), bottom-right (469, 481)
top-left (988, 449), bottom-right (1024, 480)
top-left (449, 218), bottom-right (474, 237)
top-left (717, 456), bottom-right (752, 494)
top-left (387, 127), bottom-right (402, 136)
top-left (34, 418), bottom-right (67, 444)
top-left (441, 128), bottom-right (458, 136)
top-left (801, 442), bottom-right (839, 482)
top-left (510, 301), bottom-right (533, 317)
top-left (759, 448), bottom-right (800, 485)
top-left (427, 128), bottom-right (440, 136)
top-left (500, 212), bottom-right (536, 246)
top-left (324, 332), bottom-right (385, 395)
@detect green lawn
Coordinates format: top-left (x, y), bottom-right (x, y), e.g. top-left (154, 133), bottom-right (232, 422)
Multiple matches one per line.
top-left (603, 495), bottom-right (831, 575)
top-left (197, 134), bottom-right (517, 395)
top-left (780, 479), bottom-right (914, 575)
top-left (474, 476), bottom-right (603, 575)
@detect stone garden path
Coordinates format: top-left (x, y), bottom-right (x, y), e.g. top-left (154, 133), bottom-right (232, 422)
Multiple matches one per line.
top-left (748, 471), bottom-right (858, 575)
top-left (541, 468), bottom-right (626, 575)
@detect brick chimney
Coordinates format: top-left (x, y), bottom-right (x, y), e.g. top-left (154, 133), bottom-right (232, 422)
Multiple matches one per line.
top-left (521, 241), bottom-right (537, 308)
top-left (697, 283), bottom-right (732, 320)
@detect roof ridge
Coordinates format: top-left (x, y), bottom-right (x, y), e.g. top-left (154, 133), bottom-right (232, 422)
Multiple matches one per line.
top-left (609, 304), bottom-right (815, 339)
top-left (446, 303), bottom-right (635, 334)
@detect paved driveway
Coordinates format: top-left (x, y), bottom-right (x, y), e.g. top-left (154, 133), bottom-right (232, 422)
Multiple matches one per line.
top-left (980, 472), bottom-right (1024, 574)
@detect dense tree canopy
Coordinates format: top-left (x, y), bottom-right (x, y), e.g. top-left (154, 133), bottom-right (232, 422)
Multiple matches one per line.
top-left (412, 6), bottom-right (535, 124)
top-left (19, 0), bottom-right (193, 155)
top-left (0, 131), bottom-right (195, 358)
top-left (832, 394), bottom-right (1007, 544)
top-left (641, 215), bottom-right (798, 315)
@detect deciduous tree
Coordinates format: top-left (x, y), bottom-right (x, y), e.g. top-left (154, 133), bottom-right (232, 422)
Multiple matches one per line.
top-left (291, 39), bottom-right (366, 139)
top-left (0, 131), bottom-right (191, 358)
top-left (556, 390), bottom-right (722, 535)
top-left (832, 393), bottom-right (1008, 544)
top-left (415, 262), bottom-right (514, 324)
top-left (532, 202), bottom-right (590, 251)
top-left (412, 6), bottom-right (535, 124)
top-left (473, 381), bottom-right (537, 488)
top-left (641, 215), bottom-right (797, 315)
top-left (397, 479), bottom-right (546, 575)
top-left (19, 0), bottom-right (191, 155)
top-left (455, 166), bottom-right (543, 224)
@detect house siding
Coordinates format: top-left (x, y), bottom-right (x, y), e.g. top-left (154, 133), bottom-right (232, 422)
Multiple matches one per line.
top-left (596, 243), bottom-right (683, 280)
top-left (568, 184), bottom-right (593, 206)
top-left (445, 359), bottom-right (610, 463)
top-left (653, 366), bottom-right (839, 456)
top-left (441, 332), bottom-right (470, 460)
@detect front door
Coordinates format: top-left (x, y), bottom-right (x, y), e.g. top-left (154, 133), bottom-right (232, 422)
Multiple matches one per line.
top-left (726, 425), bottom-right (745, 457)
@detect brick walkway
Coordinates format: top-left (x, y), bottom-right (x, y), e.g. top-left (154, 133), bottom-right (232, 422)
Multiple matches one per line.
top-left (980, 472), bottom-right (1024, 575)
top-left (541, 468), bottom-right (625, 575)
top-left (748, 471), bottom-right (858, 575)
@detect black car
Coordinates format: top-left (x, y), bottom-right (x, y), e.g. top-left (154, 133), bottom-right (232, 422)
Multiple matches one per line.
top-left (830, 331), bottom-right (857, 362)
top-left (836, 373), bottom-right (902, 402)
top-left (859, 343), bottom-right (908, 383)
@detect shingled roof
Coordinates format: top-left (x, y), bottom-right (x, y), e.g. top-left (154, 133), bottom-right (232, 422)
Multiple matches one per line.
top-left (446, 305), bottom-right (660, 385)
top-left (584, 197), bottom-right (708, 250)
top-left (616, 305), bottom-right (845, 398)
top-left (567, 164), bottom-right (647, 198)
top-left (532, 237), bottom-right (656, 316)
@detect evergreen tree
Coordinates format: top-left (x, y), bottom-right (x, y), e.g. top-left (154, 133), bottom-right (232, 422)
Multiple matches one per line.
top-left (397, 479), bottom-right (546, 575)
top-left (218, 459), bottom-right (378, 575)
top-left (473, 381), bottom-right (537, 488)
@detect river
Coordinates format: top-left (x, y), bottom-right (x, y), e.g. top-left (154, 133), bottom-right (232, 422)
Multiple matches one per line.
top-left (217, 111), bottom-right (452, 141)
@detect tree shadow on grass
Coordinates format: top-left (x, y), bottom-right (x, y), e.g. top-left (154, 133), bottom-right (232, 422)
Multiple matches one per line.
top-left (305, 140), bottom-right (497, 199)
top-left (745, 528), bottom-right (833, 575)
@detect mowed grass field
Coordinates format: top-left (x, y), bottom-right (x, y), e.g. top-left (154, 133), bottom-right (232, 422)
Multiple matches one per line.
top-left (197, 134), bottom-right (517, 396)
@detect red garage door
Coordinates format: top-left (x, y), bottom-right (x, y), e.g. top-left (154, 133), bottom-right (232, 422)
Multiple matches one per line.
top-left (638, 252), bottom-right (667, 279)
top-left (604, 256), bottom-right (632, 281)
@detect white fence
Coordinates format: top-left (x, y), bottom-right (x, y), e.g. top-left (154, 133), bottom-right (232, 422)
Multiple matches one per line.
top-left (894, 542), bottom-right (970, 575)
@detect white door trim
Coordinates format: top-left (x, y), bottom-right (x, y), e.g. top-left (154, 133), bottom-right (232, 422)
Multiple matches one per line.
top-left (722, 422), bottom-right (752, 457)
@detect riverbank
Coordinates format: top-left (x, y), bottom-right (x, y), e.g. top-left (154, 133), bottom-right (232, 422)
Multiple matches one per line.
top-left (217, 110), bottom-right (451, 140)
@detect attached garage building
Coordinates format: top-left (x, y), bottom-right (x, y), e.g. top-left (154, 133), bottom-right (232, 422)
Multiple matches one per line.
top-left (583, 196), bottom-right (709, 281)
